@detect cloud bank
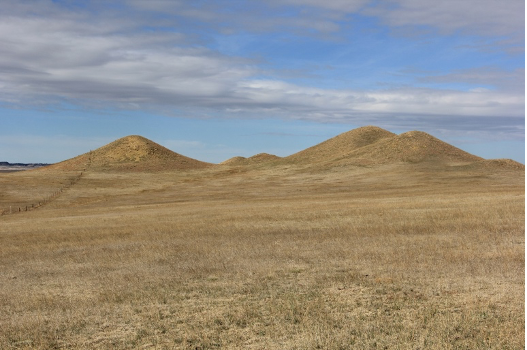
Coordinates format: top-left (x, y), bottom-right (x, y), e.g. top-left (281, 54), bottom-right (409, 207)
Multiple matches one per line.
top-left (0, 0), bottom-right (523, 138)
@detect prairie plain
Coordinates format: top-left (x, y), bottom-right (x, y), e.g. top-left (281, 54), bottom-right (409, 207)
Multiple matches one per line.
top-left (0, 128), bottom-right (524, 349)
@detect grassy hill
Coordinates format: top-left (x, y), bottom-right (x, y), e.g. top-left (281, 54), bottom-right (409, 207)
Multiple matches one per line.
top-left (284, 126), bottom-right (396, 165)
top-left (221, 153), bottom-right (281, 166)
top-left (43, 135), bottom-right (212, 172)
top-left (40, 126), bottom-right (524, 172)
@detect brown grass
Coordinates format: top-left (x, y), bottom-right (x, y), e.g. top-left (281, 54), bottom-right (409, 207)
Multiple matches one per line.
top-left (0, 159), bottom-right (524, 349)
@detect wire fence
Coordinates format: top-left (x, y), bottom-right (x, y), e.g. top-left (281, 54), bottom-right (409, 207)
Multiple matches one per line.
top-left (0, 171), bottom-right (85, 216)
top-left (1, 152), bottom-right (93, 216)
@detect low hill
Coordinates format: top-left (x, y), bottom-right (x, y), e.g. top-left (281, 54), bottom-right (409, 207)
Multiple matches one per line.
top-left (221, 153), bottom-right (281, 166)
top-left (44, 135), bottom-right (212, 172)
top-left (456, 158), bottom-right (525, 171)
top-left (284, 126), bottom-right (396, 164)
top-left (221, 156), bottom-right (247, 166)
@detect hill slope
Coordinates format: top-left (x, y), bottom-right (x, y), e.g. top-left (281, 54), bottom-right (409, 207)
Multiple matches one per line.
top-left (285, 126), bottom-right (396, 164)
top-left (457, 158), bottom-right (525, 171)
top-left (334, 130), bottom-right (484, 166)
top-left (221, 153), bottom-right (281, 166)
top-left (280, 126), bottom-right (486, 168)
top-left (45, 135), bottom-right (212, 171)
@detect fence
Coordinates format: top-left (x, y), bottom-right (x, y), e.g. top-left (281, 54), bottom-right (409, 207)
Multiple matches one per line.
top-left (1, 168), bottom-right (88, 216)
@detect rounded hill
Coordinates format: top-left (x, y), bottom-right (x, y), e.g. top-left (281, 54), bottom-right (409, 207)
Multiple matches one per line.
top-left (45, 135), bottom-right (212, 172)
top-left (336, 130), bottom-right (483, 166)
top-left (284, 126), bottom-right (396, 164)
top-left (220, 156), bottom-right (247, 166)
top-left (220, 153), bottom-right (281, 166)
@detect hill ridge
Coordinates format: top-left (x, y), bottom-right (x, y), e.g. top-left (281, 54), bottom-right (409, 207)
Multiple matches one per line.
top-left (39, 127), bottom-right (522, 172)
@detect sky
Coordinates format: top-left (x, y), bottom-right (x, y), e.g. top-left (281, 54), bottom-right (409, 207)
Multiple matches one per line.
top-left (0, 0), bottom-right (524, 164)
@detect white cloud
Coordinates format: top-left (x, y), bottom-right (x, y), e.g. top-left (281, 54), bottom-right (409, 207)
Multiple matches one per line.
top-left (0, 11), bottom-right (257, 107)
top-left (0, 0), bottom-right (523, 139)
top-left (234, 80), bottom-right (524, 119)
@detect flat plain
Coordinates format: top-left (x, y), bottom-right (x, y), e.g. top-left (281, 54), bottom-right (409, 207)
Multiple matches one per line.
top-left (0, 127), bottom-right (524, 349)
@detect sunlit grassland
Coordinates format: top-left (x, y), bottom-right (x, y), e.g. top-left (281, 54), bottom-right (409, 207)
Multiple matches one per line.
top-left (0, 164), bottom-right (524, 349)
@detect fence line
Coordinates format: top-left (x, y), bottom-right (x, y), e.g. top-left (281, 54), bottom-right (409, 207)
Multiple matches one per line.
top-left (0, 171), bottom-right (85, 216)
top-left (1, 153), bottom-right (92, 216)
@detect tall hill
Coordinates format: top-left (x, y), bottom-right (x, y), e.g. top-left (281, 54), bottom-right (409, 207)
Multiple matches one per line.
top-left (282, 126), bottom-right (485, 167)
top-left (45, 135), bottom-right (212, 172)
top-left (335, 130), bottom-right (484, 166)
top-left (285, 126), bottom-right (396, 164)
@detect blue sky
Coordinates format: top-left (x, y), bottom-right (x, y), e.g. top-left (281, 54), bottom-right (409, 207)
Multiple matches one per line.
top-left (0, 0), bottom-right (524, 163)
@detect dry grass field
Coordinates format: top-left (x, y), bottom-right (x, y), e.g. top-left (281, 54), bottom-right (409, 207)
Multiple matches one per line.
top-left (0, 128), bottom-right (524, 349)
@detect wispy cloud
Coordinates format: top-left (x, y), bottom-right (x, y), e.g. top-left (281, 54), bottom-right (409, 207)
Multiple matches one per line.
top-left (417, 67), bottom-right (525, 93)
top-left (363, 0), bottom-right (524, 40)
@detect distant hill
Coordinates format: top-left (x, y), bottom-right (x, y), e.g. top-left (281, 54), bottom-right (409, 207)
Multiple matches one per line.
top-left (457, 158), bottom-right (525, 171)
top-left (221, 153), bottom-right (281, 166)
top-left (0, 162), bottom-right (50, 172)
top-left (0, 162), bottom-right (50, 167)
top-left (43, 135), bottom-right (212, 172)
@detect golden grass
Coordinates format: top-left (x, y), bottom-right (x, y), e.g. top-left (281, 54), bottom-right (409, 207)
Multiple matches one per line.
top-left (0, 162), bottom-right (524, 349)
